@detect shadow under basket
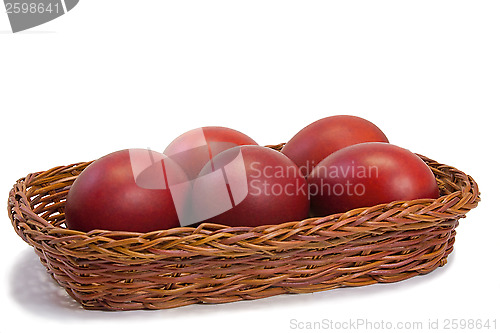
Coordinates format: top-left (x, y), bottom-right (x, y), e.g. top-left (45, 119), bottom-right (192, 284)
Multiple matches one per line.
top-left (7, 145), bottom-right (480, 311)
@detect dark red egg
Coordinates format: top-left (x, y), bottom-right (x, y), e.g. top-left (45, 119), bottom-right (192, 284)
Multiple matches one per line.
top-left (163, 126), bottom-right (258, 180)
top-left (308, 142), bottom-right (440, 216)
top-left (65, 149), bottom-right (187, 233)
top-left (281, 115), bottom-right (389, 177)
top-left (187, 145), bottom-right (309, 227)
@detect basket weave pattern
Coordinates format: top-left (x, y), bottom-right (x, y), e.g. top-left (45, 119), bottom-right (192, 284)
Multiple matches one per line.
top-left (8, 145), bottom-right (480, 310)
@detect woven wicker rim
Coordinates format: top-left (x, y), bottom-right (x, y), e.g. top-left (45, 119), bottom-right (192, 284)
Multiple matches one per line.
top-left (8, 145), bottom-right (480, 260)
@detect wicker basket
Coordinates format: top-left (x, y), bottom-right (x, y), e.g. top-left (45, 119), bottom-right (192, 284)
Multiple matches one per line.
top-left (7, 144), bottom-right (480, 311)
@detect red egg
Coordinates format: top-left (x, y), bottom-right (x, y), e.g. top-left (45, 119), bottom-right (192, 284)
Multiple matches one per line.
top-left (281, 115), bottom-right (389, 177)
top-left (308, 142), bottom-right (440, 216)
top-left (65, 149), bottom-right (188, 233)
top-left (187, 145), bottom-right (309, 227)
top-left (163, 126), bottom-right (258, 180)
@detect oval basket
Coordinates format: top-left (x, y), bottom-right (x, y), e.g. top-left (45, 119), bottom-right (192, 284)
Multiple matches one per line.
top-left (7, 144), bottom-right (480, 311)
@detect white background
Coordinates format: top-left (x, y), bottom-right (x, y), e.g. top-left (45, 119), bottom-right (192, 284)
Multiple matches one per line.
top-left (0, 1), bottom-right (498, 332)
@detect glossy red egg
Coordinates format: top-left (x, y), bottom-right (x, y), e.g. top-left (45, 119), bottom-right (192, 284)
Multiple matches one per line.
top-left (65, 149), bottom-right (188, 233)
top-left (163, 126), bottom-right (258, 180)
top-left (188, 145), bottom-right (309, 227)
top-left (308, 142), bottom-right (440, 216)
top-left (281, 115), bottom-right (389, 177)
